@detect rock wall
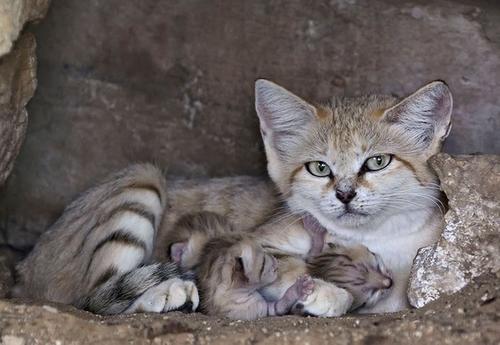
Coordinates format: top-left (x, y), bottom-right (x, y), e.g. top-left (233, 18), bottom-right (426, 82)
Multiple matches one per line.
top-left (0, 1), bottom-right (499, 249)
top-left (408, 154), bottom-right (500, 307)
top-left (0, 0), bottom-right (49, 249)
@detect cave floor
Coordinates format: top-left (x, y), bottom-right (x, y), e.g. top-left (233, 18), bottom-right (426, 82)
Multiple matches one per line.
top-left (0, 274), bottom-right (498, 345)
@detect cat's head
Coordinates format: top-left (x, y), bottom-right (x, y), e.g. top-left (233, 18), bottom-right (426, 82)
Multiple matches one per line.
top-left (255, 80), bottom-right (452, 230)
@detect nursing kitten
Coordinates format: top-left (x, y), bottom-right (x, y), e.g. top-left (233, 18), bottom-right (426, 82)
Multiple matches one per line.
top-left (14, 79), bottom-right (451, 315)
top-left (196, 233), bottom-right (314, 320)
top-left (307, 244), bottom-right (392, 311)
top-left (171, 212), bottom-right (391, 315)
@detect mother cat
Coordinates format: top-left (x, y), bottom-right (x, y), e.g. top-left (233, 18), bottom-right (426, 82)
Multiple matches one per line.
top-left (14, 79), bottom-right (452, 315)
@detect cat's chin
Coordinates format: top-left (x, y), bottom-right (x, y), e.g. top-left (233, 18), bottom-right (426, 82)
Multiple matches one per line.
top-left (314, 209), bottom-right (374, 229)
top-left (333, 212), bottom-right (371, 228)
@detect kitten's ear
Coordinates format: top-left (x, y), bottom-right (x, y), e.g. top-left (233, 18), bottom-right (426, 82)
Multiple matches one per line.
top-left (255, 79), bottom-right (317, 157)
top-left (170, 242), bottom-right (187, 264)
top-left (237, 244), bottom-right (255, 279)
top-left (381, 81), bottom-right (453, 156)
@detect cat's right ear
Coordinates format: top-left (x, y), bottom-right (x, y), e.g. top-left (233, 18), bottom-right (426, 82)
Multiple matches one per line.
top-left (255, 79), bottom-right (317, 158)
top-left (381, 81), bottom-right (453, 157)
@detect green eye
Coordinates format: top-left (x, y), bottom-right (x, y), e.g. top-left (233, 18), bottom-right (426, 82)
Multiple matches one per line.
top-left (364, 154), bottom-right (393, 172)
top-left (305, 161), bottom-right (331, 177)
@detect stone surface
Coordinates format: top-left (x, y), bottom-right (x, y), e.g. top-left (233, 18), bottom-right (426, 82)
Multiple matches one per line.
top-left (1, 0), bottom-right (500, 250)
top-left (0, 246), bottom-right (21, 298)
top-left (0, 33), bottom-right (37, 188)
top-left (0, 0), bottom-right (50, 57)
top-left (408, 153), bottom-right (500, 308)
top-left (0, 273), bottom-right (498, 344)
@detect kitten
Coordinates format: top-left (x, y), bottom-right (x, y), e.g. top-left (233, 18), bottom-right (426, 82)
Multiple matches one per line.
top-left (196, 233), bottom-right (314, 320)
top-left (171, 212), bottom-right (391, 315)
top-left (307, 244), bottom-right (392, 311)
top-left (257, 244), bottom-right (392, 313)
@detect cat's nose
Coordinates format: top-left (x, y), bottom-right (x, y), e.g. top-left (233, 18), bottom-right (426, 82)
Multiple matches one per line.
top-left (335, 189), bottom-right (357, 204)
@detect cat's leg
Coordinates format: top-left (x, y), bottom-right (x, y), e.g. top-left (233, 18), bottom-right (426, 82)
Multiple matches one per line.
top-left (77, 263), bottom-right (199, 315)
top-left (302, 214), bottom-right (328, 256)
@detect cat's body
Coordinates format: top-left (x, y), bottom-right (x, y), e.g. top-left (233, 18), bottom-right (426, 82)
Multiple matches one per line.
top-left (14, 79), bottom-right (452, 315)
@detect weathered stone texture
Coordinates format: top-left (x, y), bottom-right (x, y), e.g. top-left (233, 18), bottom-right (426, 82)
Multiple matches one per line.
top-left (1, 0), bottom-right (500, 249)
top-left (0, 34), bottom-right (37, 188)
top-left (0, 0), bottom-right (50, 57)
top-left (408, 153), bottom-right (500, 308)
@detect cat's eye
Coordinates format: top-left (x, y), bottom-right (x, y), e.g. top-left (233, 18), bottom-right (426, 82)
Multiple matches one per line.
top-left (305, 161), bottom-right (331, 177)
top-left (363, 154), bottom-right (393, 172)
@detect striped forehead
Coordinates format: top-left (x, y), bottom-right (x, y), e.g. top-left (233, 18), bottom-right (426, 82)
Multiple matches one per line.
top-left (326, 134), bottom-right (367, 173)
top-left (318, 98), bottom-right (396, 173)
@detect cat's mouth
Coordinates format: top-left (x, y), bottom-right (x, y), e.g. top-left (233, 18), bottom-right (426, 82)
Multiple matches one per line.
top-left (337, 206), bottom-right (369, 219)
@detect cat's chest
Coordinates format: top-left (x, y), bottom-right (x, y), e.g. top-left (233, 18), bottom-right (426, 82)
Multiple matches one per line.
top-left (329, 211), bottom-right (441, 271)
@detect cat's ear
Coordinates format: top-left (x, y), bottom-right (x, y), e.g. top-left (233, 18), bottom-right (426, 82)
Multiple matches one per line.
top-left (255, 80), bottom-right (319, 190)
top-left (381, 81), bottom-right (453, 156)
top-left (255, 79), bottom-right (317, 157)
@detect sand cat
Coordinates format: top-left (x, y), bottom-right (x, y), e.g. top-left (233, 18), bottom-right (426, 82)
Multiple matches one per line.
top-left (14, 79), bottom-right (451, 315)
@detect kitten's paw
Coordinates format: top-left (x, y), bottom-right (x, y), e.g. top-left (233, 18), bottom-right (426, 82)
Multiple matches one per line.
top-left (163, 279), bottom-right (199, 313)
top-left (296, 275), bottom-right (315, 301)
top-left (296, 279), bottom-right (353, 317)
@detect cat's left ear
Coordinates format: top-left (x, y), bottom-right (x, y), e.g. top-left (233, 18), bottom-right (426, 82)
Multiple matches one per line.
top-left (381, 81), bottom-right (453, 157)
top-left (255, 79), bottom-right (319, 190)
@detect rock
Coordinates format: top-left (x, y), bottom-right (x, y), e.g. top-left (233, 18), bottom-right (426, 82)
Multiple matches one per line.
top-left (1, 1), bottom-right (500, 249)
top-left (0, 273), bottom-right (498, 344)
top-left (408, 153), bottom-right (500, 308)
top-left (0, 0), bottom-right (50, 57)
top-left (0, 0), bottom-right (50, 189)
top-left (0, 33), bottom-right (37, 187)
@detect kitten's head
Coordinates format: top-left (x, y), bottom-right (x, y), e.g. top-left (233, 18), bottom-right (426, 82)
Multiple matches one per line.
top-left (255, 80), bottom-right (452, 230)
top-left (229, 238), bottom-right (279, 288)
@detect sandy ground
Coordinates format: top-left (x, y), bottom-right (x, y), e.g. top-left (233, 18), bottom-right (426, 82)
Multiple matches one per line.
top-left (0, 273), bottom-right (497, 345)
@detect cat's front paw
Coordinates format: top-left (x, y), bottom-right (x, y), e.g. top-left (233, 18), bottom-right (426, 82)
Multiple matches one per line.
top-left (163, 279), bottom-right (199, 313)
top-left (294, 279), bottom-right (353, 317)
top-left (125, 278), bottom-right (199, 314)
